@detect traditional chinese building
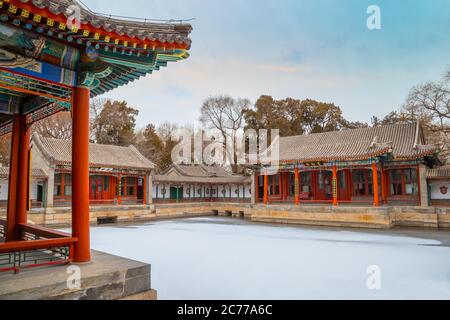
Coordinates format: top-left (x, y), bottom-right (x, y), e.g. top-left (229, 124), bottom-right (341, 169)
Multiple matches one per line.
top-left (0, 166), bottom-right (47, 208)
top-left (256, 122), bottom-right (441, 207)
top-left (31, 134), bottom-right (154, 208)
top-left (0, 0), bottom-right (192, 266)
top-left (153, 164), bottom-right (252, 203)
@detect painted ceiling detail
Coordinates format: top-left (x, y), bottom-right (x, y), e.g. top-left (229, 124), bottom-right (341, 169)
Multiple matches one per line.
top-left (0, 0), bottom-right (193, 133)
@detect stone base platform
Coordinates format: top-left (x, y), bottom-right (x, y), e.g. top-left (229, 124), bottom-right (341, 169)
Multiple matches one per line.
top-left (2, 202), bottom-right (449, 232)
top-left (251, 205), bottom-right (450, 229)
top-left (0, 250), bottom-right (155, 300)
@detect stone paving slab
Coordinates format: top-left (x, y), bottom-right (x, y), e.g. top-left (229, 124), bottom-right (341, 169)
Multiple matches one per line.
top-left (0, 250), bottom-right (152, 300)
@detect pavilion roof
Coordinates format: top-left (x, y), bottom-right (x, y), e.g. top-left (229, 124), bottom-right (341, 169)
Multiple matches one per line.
top-left (0, 167), bottom-right (48, 179)
top-left (277, 122), bottom-right (439, 164)
top-left (162, 164), bottom-right (233, 178)
top-left (32, 134), bottom-right (155, 171)
top-left (0, 0), bottom-right (192, 134)
top-left (6, 0), bottom-right (192, 49)
top-left (153, 175), bottom-right (251, 185)
top-left (428, 166), bottom-right (450, 179)
top-left (156, 164), bottom-right (251, 184)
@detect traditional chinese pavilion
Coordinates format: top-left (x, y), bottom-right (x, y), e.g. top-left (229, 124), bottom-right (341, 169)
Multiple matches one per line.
top-left (153, 164), bottom-right (252, 203)
top-left (256, 122), bottom-right (441, 207)
top-left (31, 134), bottom-right (155, 207)
top-left (0, 0), bottom-right (191, 270)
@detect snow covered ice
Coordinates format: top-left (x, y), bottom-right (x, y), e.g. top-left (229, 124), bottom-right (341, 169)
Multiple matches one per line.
top-left (88, 217), bottom-right (450, 300)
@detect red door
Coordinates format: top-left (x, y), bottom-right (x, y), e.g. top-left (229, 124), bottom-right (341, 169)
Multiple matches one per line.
top-left (90, 176), bottom-right (104, 201)
top-left (316, 171), bottom-right (333, 201)
top-left (338, 170), bottom-right (351, 201)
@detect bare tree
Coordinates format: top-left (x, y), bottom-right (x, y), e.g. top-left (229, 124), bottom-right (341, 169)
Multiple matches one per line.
top-left (404, 82), bottom-right (449, 132)
top-left (403, 75), bottom-right (450, 161)
top-left (156, 122), bottom-right (179, 171)
top-left (0, 134), bottom-right (11, 166)
top-left (31, 98), bottom-right (107, 143)
top-left (32, 112), bottom-right (73, 140)
top-left (157, 122), bottom-right (179, 146)
top-left (90, 97), bottom-right (106, 142)
top-left (200, 95), bottom-right (250, 173)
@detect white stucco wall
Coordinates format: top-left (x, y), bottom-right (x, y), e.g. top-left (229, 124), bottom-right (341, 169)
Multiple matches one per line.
top-left (0, 179), bottom-right (40, 201)
top-left (430, 181), bottom-right (450, 200)
top-left (153, 183), bottom-right (170, 199)
top-left (0, 179), bottom-right (8, 201)
top-left (153, 182), bottom-right (251, 200)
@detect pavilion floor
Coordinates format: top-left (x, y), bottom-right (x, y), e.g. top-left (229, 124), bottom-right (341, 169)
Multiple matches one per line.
top-left (0, 250), bottom-right (154, 300)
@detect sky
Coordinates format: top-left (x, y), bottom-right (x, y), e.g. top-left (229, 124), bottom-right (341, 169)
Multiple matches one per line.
top-left (84, 0), bottom-right (450, 129)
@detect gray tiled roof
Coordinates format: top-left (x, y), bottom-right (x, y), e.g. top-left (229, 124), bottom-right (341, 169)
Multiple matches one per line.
top-left (153, 175), bottom-right (251, 185)
top-left (157, 164), bottom-right (250, 184)
top-left (21, 0), bottom-right (192, 48)
top-left (428, 166), bottom-right (450, 179)
top-left (168, 164), bottom-right (232, 177)
top-left (0, 167), bottom-right (48, 179)
top-left (32, 134), bottom-right (155, 171)
top-left (278, 122), bottom-right (438, 163)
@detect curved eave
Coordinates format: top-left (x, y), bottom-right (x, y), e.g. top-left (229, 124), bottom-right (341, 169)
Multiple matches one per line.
top-left (273, 147), bottom-right (441, 167)
top-left (88, 51), bottom-right (187, 97)
top-left (54, 160), bottom-right (153, 172)
top-left (393, 148), bottom-right (441, 162)
top-left (276, 148), bottom-right (393, 166)
top-left (4, 0), bottom-right (192, 52)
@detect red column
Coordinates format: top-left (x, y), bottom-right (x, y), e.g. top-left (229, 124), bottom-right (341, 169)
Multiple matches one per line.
top-left (332, 166), bottom-right (338, 206)
top-left (263, 174), bottom-right (269, 205)
top-left (16, 115), bottom-right (31, 226)
top-left (416, 165), bottom-right (421, 207)
top-left (372, 163), bottom-right (380, 207)
top-left (380, 166), bottom-right (387, 204)
top-left (279, 173), bottom-right (284, 201)
top-left (72, 86), bottom-right (91, 263)
top-left (6, 114), bottom-right (27, 241)
top-left (117, 174), bottom-right (122, 205)
top-left (294, 168), bottom-right (300, 205)
top-left (143, 175), bottom-right (147, 205)
top-left (286, 172), bottom-right (290, 200)
top-left (255, 174), bottom-right (259, 204)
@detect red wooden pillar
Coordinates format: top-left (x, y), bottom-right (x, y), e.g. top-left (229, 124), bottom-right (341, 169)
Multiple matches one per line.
top-left (16, 115), bottom-right (31, 226)
top-left (372, 163), bottom-right (380, 207)
top-left (416, 165), bottom-right (421, 207)
top-left (72, 86), bottom-right (91, 263)
top-left (6, 114), bottom-right (29, 241)
top-left (117, 174), bottom-right (122, 205)
top-left (285, 173), bottom-right (290, 200)
top-left (255, 173), bottom-right (259, 204)
top-left (263, 174), bottom-right (269, 205)
top-left (294, 168), bottom-right (300, 205)
top-left (143, 175), bottom-right (147, 205)
top-left (332, 166), bottom-right (338, 206)
top-left (279, 173), bottom-right (283, 201)
top-left (380, 166), bottom-right (387, 204)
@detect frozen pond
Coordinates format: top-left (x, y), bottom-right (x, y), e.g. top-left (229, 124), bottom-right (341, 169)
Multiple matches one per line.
top-left (88, 217), bottom-right (450, 300)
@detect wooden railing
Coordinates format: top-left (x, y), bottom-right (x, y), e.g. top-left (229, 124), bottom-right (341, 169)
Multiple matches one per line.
top-left (0, 219), bottom-right (77, 274)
